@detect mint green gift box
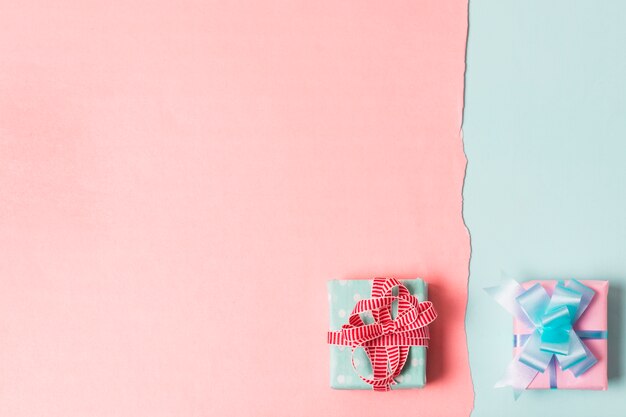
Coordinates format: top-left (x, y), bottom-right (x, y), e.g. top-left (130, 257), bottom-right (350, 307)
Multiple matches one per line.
top-left (327, 278), bottom-right (428, 389)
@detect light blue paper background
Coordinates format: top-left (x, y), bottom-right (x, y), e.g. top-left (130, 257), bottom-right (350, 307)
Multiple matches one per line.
top-left (463, 1), bottom-right (626, 416)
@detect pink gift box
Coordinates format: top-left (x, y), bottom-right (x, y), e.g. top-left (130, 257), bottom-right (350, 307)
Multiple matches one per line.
top-left (513, 280), bottom-right (608, 390)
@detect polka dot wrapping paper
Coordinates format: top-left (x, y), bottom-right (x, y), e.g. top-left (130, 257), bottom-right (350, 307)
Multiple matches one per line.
top-left (327, 278), bottom-right (430, 389)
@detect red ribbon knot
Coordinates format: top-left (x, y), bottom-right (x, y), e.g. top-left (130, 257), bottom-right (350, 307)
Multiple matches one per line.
top-left (382, 321), bottom-right (395, 335)
top-left (327, 277), bottom-right (437, 391)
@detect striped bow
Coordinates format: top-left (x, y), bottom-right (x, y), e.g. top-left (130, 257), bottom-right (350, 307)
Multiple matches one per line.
top-left (327, 277), bottom-right (437, 391)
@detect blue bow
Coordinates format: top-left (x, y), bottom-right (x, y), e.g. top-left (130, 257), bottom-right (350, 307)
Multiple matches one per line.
top-left (486, 279), bottom-right (604, 398)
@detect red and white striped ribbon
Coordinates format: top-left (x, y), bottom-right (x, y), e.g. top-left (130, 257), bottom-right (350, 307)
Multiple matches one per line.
top-left (327, 277), bottom-right (437, 391)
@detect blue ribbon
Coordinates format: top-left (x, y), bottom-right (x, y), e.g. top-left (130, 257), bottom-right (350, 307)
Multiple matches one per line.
top-left (486, 279), bottom-right (607, 398)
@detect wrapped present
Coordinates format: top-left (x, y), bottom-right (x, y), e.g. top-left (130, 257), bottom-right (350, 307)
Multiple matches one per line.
top-left (486, 279), bottom-right (608, 398)
top-left (327, 277), bottom-right (437, 391)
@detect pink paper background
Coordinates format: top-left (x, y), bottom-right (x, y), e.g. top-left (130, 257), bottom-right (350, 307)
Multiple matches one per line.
top-left (0, 1), bottom-right (472, 416)
top-left (513, 280), bottom-right (608, 390)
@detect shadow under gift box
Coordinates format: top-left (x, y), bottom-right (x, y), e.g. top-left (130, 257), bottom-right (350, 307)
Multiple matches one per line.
top-left (327, 278), bottom-right (428, 389)
top-left (513, 280), bottom-right (608, 390)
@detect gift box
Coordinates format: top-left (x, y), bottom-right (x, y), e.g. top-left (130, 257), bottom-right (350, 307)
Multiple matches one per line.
top-left (513, 280), bottom-right (608, 390)
top-left (327, 277), bottom-right (436, 390)
top-left (487, 279), bottom-right (608, 397)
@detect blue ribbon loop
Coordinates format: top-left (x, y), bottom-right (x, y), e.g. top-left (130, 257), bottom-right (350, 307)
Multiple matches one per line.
top-left (486, 279), bottom-right (606, 398)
